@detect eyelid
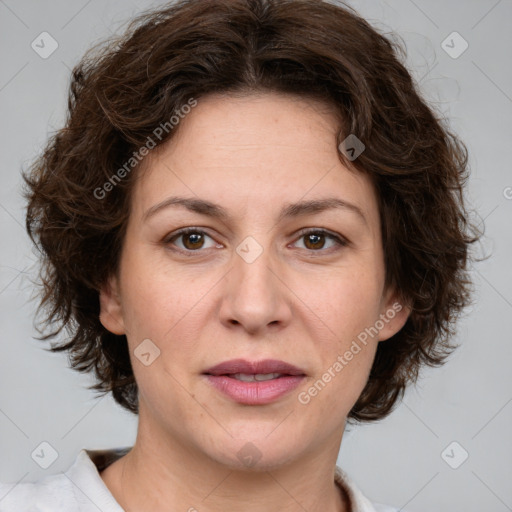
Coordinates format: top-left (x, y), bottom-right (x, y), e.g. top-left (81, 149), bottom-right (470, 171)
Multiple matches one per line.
top-left (291, 227), bottom-right (349, 251)
top-left (163, 226), bottom-right (349, 254)
top-left (163, 227), bottom-right (221, 250)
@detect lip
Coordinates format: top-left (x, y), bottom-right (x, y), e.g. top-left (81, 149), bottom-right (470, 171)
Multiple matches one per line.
top-left (204, 358), bottom-right (305, 376)
top-left (203, 359), bottom-right (306, 405)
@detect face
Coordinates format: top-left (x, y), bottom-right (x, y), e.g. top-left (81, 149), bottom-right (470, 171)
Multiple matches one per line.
top-left (99, 92), bottom-right (409, 470)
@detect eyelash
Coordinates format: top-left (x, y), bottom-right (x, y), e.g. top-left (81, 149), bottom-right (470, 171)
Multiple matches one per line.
top-left (163, 227), bottom-right (348, 256)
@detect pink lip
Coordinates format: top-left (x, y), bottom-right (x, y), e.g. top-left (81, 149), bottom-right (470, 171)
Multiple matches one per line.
top-left (203, 359), bottom-right (306, 405)
top-left (204, 358), bottom-right (305, 376)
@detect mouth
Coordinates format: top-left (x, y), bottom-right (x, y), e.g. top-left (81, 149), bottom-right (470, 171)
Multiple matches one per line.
top-left (223, 372), bottom-right (290, 382)
top-left (204, 358), bottom-right (306, 376)
top-left (202, 359), bottom-right (306, 405)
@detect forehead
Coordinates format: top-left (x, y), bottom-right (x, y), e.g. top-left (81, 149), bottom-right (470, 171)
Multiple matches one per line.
top-left (131, 92), bottom-right (379, 231)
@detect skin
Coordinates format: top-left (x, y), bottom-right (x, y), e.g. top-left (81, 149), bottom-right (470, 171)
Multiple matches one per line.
top-left (98, 92), bottom-right (410, 512)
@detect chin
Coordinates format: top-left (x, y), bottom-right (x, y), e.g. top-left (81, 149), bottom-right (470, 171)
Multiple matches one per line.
top-left (201, 427), bottom-right (306, 472)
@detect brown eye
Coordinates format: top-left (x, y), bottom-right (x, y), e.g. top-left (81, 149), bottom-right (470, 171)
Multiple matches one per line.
top-left (293, 229), bottom-right (347, 252)
top-left (303, 232), bottom-right (326, 250)
top-left (165, 228), bottom-right (218, 253)
top-left (182, 231), bottom-right (205, 250)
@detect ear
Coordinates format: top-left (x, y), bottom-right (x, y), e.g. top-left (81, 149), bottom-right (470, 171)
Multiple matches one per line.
top-left (377, 286), bottom-right (411, 342)
top-left (98, 274), bottom-right (126, 335)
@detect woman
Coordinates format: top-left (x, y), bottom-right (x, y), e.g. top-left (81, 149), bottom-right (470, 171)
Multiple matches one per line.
top-left (0, 0), bottom-right (478, 510)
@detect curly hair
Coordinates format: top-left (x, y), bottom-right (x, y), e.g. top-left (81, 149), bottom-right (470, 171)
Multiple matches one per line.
top-left (23, 0), bottom-right (480, 423)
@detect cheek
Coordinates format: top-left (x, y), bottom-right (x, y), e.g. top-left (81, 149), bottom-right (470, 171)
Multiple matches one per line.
top-left (305, 273), bottom-right (382, 395)
top-left (314, 270), bottom-right (384, 334)
top-left (118, 255), bottom-right (212, 383)
top-left (306, 302), bottom-right (379, 420)
top-left (117, 247), bottom-right (190, 335)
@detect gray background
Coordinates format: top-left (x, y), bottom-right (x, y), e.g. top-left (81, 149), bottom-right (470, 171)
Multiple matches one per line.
top-left (0, 1), bottom-right (511, 511)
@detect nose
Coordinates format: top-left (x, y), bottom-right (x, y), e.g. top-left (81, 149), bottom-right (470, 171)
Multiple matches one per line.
top-left (218, 237), bottom-right (293, 335)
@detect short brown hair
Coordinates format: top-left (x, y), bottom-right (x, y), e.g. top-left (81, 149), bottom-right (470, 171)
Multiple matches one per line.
top-left (23, 0), bottom-right (480, 423)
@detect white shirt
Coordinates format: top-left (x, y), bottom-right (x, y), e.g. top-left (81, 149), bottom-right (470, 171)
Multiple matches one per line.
top-left (0, 447), bottom-right (403, 511)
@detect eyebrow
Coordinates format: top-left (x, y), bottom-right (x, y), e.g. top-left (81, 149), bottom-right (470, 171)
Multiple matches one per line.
top-left (143, 195), bottom-right (367, 225)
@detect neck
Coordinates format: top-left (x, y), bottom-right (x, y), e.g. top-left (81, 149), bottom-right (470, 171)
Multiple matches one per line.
top-left (101, 410), bottom-right (350, 512)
